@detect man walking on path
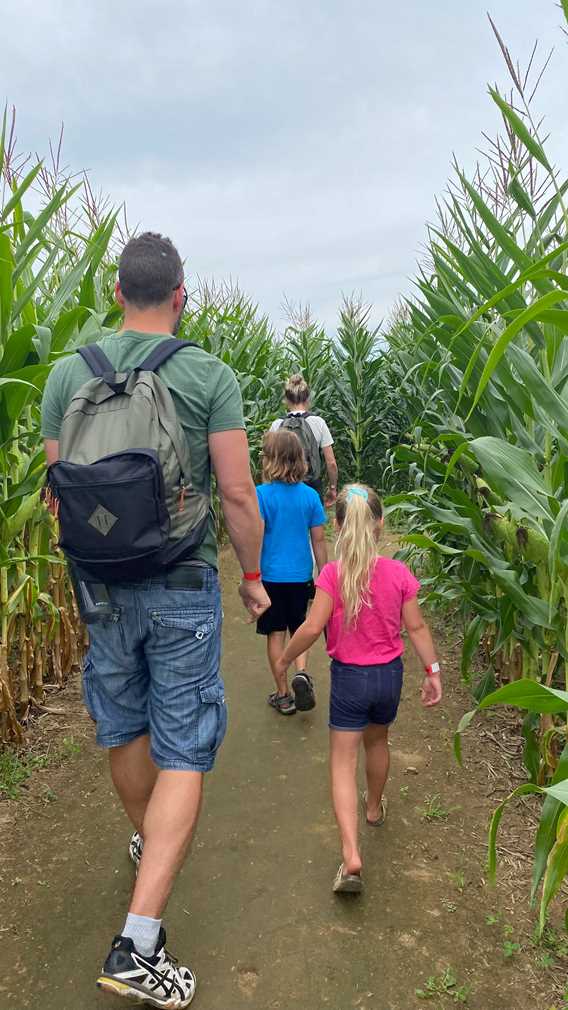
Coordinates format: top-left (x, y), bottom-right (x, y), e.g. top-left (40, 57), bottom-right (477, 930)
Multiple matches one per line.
top-left (270, 374), bottom-right (338, 506)
top-left (41, 232), bottom-right (270, 1006)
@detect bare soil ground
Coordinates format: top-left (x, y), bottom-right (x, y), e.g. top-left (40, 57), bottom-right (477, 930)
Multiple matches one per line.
top-left (0, 537), bottom-right (565, 1010)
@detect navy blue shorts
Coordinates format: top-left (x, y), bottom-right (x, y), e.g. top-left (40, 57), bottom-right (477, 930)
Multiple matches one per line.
top-left (329, 656), bottom-right (403, 731)
top-left (82, 566), bottom-right (227, 772)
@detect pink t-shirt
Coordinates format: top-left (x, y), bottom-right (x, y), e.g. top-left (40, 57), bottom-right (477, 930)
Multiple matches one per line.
top-left (315, 557), bottom-right (420, 665)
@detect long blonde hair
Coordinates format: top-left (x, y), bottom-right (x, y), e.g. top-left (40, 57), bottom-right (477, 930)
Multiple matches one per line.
top-left (335, 484), bottom-right (383, 625)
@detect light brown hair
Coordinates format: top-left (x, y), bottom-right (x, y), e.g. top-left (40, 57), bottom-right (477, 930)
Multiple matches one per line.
top-left (284, 373), bottom-right (310, 405)
top-left (335, 484), bottom-right (383, 625)
top-left (261, 430), bottom-right (308, 484)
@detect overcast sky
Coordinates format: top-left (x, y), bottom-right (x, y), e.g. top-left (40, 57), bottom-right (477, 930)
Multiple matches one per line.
top-left (3, 0), bottom-right (567, 332)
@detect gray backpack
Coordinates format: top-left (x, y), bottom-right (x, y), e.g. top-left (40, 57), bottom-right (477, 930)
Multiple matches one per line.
top-left (47, 339), bottom-right (210, 582)
top-left (280, 412), bottom-right (322, 483)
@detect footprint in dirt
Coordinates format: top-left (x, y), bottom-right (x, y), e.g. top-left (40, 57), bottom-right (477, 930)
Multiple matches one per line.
top-left (237, 965), bottom-right (259, 998)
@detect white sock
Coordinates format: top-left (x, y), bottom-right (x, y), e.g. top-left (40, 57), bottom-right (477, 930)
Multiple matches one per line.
top-left (122, 912), bottom-right (162, 957)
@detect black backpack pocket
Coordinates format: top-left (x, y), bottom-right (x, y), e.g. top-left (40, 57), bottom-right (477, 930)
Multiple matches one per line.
top-left (48, 450), bottom-right (169, 580)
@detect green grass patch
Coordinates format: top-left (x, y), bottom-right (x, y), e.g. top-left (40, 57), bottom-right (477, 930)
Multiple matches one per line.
top-left (0, 750), bottom-right (48, 800)
top-left (0, 735), bottom-right (82, 800)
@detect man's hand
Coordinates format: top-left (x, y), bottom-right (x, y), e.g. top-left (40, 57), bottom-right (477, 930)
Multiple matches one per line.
top-left (238, 579), bottom-right (271, 622)
top-left (421, 674), bottom-right (442, 707)
top-left (324, 487), bottom-right (337, 508)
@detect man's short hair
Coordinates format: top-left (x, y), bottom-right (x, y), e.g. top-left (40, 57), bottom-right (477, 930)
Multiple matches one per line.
top-left (118, 232), bottom-right (184, 308)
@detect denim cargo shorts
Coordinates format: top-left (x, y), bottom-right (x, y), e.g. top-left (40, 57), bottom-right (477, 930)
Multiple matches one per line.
top-left (82, 566), bottom-right (227, 772)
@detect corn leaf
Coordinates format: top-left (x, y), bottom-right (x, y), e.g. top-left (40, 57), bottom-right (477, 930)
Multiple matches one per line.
top-left (539, 814), bottom-right (568, 935)
top-left (0, 162), bottom-right (42, 223)
top-left (0, 231), bottom-right (14, 341)
top-left (479, 679), bottom-right (568, 714)
top-left (487, 783), bottom-right (542, 882)
top-left (453, 708), bottom-right (476, 766)
top-left (531, 742), bottom-right (568, 904)
top-left (508, 171), bottom-right (536, 219)
top-left (469, 290), bottom-right (568, 412)
top-left (469, 436), bottom-right (552, 521)
top-left (507, 345), bottom-right (568, 432)
top-left (489, 88), bottom-right (552, 172)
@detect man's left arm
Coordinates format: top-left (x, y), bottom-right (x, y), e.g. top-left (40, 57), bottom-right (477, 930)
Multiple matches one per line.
top-left (41, 359), bottom-right (67, 467)
top-left (208, 363), bottom-right (270, 620)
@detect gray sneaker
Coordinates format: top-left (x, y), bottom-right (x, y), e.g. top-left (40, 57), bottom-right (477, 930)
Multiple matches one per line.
top-left (292, 672), bottom-right (316, 711)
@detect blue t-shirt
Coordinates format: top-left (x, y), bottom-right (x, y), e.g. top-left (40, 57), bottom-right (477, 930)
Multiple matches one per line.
top-left (256, 482), bottom-right (326, 582)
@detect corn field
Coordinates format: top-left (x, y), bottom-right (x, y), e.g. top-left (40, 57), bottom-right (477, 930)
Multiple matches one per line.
top-left (384, 17), bottom-right (568, 932)
top-left (0, 115), bottom-right (121, 742)
top-left (2, 8), bottom-right (568, 929)
top-left (0, 111), bottom-right (406, 745)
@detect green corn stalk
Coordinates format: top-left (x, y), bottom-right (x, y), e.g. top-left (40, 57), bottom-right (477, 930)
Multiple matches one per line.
top-left (383, 18), bottom-right (568, 926)
top-left (0, 109), bottom-right (119, 741)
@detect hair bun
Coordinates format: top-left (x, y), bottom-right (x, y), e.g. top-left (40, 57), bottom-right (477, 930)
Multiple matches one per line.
top-left (284, 374), bottom-right (310, 404)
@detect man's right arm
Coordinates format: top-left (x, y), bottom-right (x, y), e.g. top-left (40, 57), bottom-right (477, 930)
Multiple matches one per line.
top-left (44, 439), bottom-right (59, 466)
top-left (209, 429), bottom-right (270, 620)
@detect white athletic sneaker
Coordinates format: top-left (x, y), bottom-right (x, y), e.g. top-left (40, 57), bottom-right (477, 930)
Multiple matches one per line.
top-left (128, 831), bottom-right (143, 871)
top-left (97, 929), bottom-right (196, 1008)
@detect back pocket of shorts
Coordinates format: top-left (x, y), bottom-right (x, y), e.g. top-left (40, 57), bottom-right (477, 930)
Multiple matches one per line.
top-left (151, 607), bottom-right (215, 635)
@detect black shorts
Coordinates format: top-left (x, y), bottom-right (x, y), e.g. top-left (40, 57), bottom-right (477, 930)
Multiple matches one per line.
top-left (306, 478), bottom-right (323, 502)
top-left (256, 580), bottom-right (315, 636)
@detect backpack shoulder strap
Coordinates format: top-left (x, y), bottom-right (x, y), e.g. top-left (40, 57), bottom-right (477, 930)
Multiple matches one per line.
top-left (136, 339), bottom-right (199, 374)
top-left (77, 344), bottom-right (116, 377)
top-left (77, 344), bottom-right (129, 394)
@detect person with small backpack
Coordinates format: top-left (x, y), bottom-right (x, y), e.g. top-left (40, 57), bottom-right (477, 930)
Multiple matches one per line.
top-left (41, 232), bottom-right (270, 1007)
top-left (270, 374), bottom-right (338, 506)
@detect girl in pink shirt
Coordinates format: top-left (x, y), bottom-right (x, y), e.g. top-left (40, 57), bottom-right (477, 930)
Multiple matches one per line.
top-left (276, 483), bottom-right (442, 894)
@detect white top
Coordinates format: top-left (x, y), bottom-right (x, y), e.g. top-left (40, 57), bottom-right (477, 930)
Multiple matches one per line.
top-left (270, 411), bottom-right (334, 449)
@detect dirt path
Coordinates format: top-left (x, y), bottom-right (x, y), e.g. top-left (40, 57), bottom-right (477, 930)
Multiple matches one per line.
top-left (0, 543), bottom-right (559, 1010)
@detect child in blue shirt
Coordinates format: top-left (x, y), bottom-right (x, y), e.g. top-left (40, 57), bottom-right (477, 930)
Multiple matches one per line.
top-left (256, 429), bottom-right (328, 715)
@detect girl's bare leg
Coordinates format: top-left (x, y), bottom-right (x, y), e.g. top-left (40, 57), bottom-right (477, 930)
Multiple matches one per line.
top-left (363, 723), bottom-right (390, 821)
top-left (329, 729), bottom-right (363, 875)
top-left (267, 631), bottom-right (288, 694)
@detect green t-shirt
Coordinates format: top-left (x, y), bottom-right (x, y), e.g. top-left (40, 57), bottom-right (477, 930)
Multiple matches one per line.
top-left (40, 330), bottom-right (245, 569)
